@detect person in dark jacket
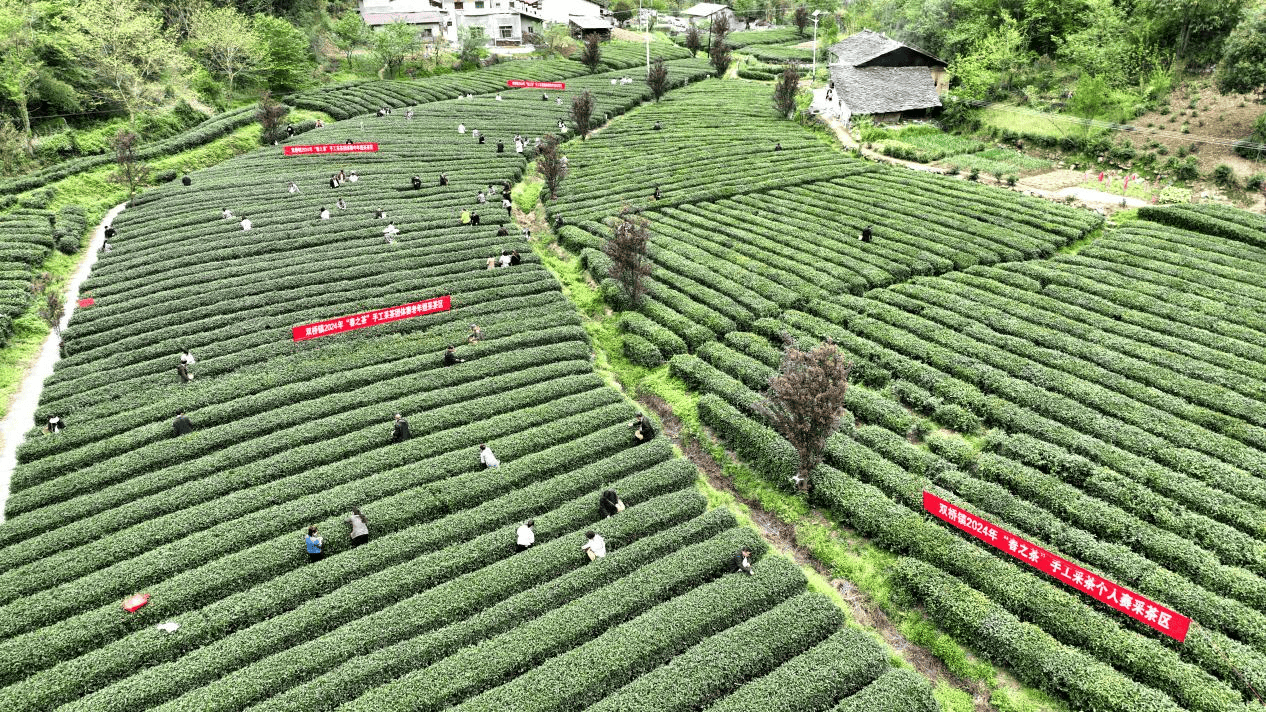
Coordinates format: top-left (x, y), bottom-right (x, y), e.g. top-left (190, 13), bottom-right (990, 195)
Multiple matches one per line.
top-left (652, 186), bottom-right (661, 200)
top-left (599, 489), bottom-right (624, 518)
top-left (630, 413), bottom-right (654, 444)
top-left (734, 547), bottom-right (754, 576)
top-left (47, 415), bottom-right (64, 434)
top-left (411, 175), bottom-right (423, 190)
top-left (470, 211), bottom-right (480, 226)
top-left (439, 173), bottom-right (449, 186)
top-left (443, 346), bottom-right (464, 366)
top-left (177, 362), bottom-right (193, 384)
top-left (496, 225), bottom-right (509, 237)
top-left (286, 123), bottom-right (295, 137)
top-left (181, 175), bottom-right (192, 186)
top-left (509, 250), bottom-right (522, 266)
top-left (392, 413), bottom-right (411, 442)
top-left (860, 225), bottom-right (873, 243)
top-left (104, 224), bottom-right (116, 239)
top-left (173, 411), bottom-right (194, 437)
top-left (774, 142), bottom-right (782, 151)
top-left (496, 139), bottom-right (504, 153)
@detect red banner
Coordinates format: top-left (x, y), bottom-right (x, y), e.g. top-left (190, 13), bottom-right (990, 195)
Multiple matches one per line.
top-left (506, 80), bottom-right (566, 90)
top-left (292, 296), bottom-right (451, 342)
top-left (922, 491), bottom-right (1190, 642)
top-left (284, 143), bottom-right (379, 156)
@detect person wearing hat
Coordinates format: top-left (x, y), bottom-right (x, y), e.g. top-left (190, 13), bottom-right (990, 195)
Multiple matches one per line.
top-left (392, 413), bottom-right (411, 442)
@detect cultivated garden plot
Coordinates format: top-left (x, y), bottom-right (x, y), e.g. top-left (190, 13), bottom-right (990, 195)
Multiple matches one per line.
top-left (0, 70), bottom-right (924, 712)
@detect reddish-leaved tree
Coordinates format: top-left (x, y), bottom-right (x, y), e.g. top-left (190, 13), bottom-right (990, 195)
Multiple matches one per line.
top-left (773, 64), bottom-right (800, 117)
top-left (603, 206), bottom-right (653, 307)
top-left (755, 336), bottom-right (853, 491)
top-left (536, 133), bottom-right (567, 198)
top-left (684, 25), bottom-right (702, 57)
top-left (571, 89), bottom-right (595, 137)
top-left (647, 57), bottom-right (669, 101)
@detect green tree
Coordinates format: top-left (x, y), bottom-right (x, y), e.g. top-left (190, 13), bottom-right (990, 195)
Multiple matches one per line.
top-left (455, 25), bottom-right (482, 69)
top-left (612, 0), bottom-right (634, 24)
top-left (330, 11), bottom-right (369, 70)
top-left (947, 12), bottom-right (1029, 100)
top-left (1068, 73), bottom-right (1113, 128)
top-left (0, 10), bottom-right (40, 156)
top-left (1217, 4), bottom-right (1266, 95)
top-left (1054, 0), bottom-right (1134, 86)
top-left (1133, 0), bottom-right (1246, 65)
top-left (65, 0), bottom-right (188, 123)
top-left (109, 129), bottom-right (150, 207)
top-left (253, 14), bottom-right (314, 92)
top-left (376, 21), bottom-right (421, 77)
top-left (189, 6), bottom-right (263, 99)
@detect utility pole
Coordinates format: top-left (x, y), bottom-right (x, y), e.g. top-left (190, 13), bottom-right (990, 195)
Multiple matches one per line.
top-left (642, 0), bottom-right (649, 75)
top-left (811, 10), bottom-right (821, 88)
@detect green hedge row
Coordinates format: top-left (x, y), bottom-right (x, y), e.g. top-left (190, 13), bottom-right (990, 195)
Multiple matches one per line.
top-left (42, 474), bottom-right (705, 712)
top-left (338, 528), bottom-right (781, 711)
top-left (54, 205), bottom-right (87, 255)
top-left (0, 390), bottom-right (635, 651)
top-left (582, 593), bottom-right (844, 712)
top-left (697, 340), bottom-right (774, 391)
top-left (818, 438), bottom-right (1266, 707)
top-left (1139, 204), bottom-right (1266, 250)
top-left (723, 331), bottom-right (783, 368)
top-left (792, 305), bottom-right (1266, 538)
top-left (0, 426), bottom-right (684, 690)
top-left (705, 627), bottom-right (891, 712)
top-left (623, 333), bottom-right (665, 367)
top-left (455, 578), bottom-right (828, 712)
top-left (890, 558), bottom-right (1187, 712)
top-left (830, 668), bottom-right (938, 712)
top-left (619, 311), bottom-right (688, 357)
top-left (850, 424), bottom-right (1266, 678)
top-left (697, 394), bottom-right (797, 483)
top-left (11, 338), bottom-right (592, 516)
top-left (987, 431), bottom-right (1265, 575)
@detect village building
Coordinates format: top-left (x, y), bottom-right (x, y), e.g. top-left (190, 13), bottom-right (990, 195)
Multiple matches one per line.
top-left (569, 15), bottom-right (613, 40)
top-left (826, 29), bottom-right (947, 124)
top-left (360, 0), bottom-right (542, 45)
top-left (682, 2), bottom-right (745, 31)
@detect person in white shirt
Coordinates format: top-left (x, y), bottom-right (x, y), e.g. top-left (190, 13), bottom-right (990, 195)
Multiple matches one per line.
top-left (734, 547), bottom-right (754, 576)
top-left (180, 349), bottom-right (196, 366)
top-left (406, 108), bottom-right (414, 120)
top-left (499, 250), bottom-right (512, 268)
top-left (348, 171), bottom-right (358, 183)
top-left (319, 207), bottom-right (330, 220)
top-left (516, 519), bottom-right (535, 552)
top-left (222, 208), bottom-right (234, 219)
top-left (337, 198), bottom-right (346, 210)
top-left (479, 443), bottom-right (500, 469)
top-left (477, 191), bottom-right (486, 204)
top-left (582, 531), bottom-right (606, 561)
top-left (287, 181), bottom-right (299, 194)
top-left (496, 93), bottom-right (502, 101)
top-left (610, 78), bottom-right (618, 85)
top-left (458, 123), bottom-right (466, 134)
top-left (383, 222), bottom-right (399, 242)
top-left (240, 217), bottom-right (252, 231)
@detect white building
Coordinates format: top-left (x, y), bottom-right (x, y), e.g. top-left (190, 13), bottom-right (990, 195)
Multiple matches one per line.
top-left (536, 0), bottom-right (607, 26)
top-left (360, 0), bottom-right (542, 44)
top-left (682, 2), bottom-right (744, 31)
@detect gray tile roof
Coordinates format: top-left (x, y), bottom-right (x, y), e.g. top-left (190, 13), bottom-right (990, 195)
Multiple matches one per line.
top-left (828, 30), bottom-right (902, 66)
top-left (828, 29), bottom-right (944, 67)
top-left (830, 65), bottom-right (942, 115)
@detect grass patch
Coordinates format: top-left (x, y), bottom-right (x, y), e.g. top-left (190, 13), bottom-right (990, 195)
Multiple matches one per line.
top-left (936, 147), bottom-right (1052, 176)
top-left (0, 250), bottom-right (79, 418)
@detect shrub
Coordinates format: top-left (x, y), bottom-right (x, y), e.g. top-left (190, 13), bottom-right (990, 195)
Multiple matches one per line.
top-left (623, 333), bottom-right (664, 367)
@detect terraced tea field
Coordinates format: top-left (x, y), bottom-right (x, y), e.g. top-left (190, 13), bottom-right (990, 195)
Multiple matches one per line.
top-left (0, 64), bottom-right (935, 712)
top-left (547, 79), bottom-right (1266, 712)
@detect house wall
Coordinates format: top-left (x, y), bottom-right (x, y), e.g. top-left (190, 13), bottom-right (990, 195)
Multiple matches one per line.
top-left (538, 0), bottom-right (604, 25)
top-left (459, 12), bottom-right (540, 42)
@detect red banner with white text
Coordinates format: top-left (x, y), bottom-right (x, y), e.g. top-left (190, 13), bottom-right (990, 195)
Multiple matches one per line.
top-left (284, 143), bottom-right (379, 156)
top-left (506, 80), bottom-right (566, 90)
top-left (292, 296), bottom-right (451, 342)
top-left (922, 491), bottom-right (1190, 642)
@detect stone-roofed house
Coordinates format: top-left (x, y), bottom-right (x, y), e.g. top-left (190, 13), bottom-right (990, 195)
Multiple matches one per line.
top-left (826, 29), bottom-right (947, 124)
